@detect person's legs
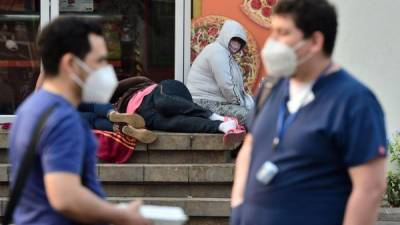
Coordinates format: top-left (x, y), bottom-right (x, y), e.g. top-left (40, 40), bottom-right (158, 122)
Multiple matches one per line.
top-left (138, 94), bottom-right (245, 144)
top-left (152, 80), bottom-right (213, 118)
top-left (79, 103), bottom-right (145, 129)
top-left (138, 92), bottom-right (220, 133)
top-left (147, 113), bottom-right (222, 133)
top-left (92, 103), bottom-right (114, 117)
top-left (79, 112), bottom-right (96, 128)
top-left (78, 103), bottom-right (114, 118)
top-left (79, 112), bottom-right (113, 131)
top-left (159, 80), bottom-right (193, 101)
top-left (140, 95), bottom-right (218, 132)
top-left (143, 112), bottom-right (244, 144)
top-left (78, 103), bottom-right (95, 112)
top-left (93, 118), bottom-right (114, 131)
top-left (194, 99), bottom-right (249, 124)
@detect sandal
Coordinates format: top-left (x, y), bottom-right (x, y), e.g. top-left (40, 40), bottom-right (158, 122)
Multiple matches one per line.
top-left (121, 125), bottom-right (158, 144)
top-left (108, 111), bottom-right (146, 129)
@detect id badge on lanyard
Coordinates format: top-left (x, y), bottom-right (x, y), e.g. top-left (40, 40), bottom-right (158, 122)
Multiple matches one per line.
top-left (256, 161), bottom-right (279, 185)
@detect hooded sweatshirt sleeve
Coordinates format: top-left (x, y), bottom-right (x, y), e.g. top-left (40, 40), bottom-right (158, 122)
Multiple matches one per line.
top-left (208, 50), bottom-right (241, 104)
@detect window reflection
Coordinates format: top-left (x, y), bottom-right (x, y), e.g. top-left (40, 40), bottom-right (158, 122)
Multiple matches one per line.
top-left (0, 0), bottom-right (40, 114)
top-left (60, 0), bottom-right (175, 82)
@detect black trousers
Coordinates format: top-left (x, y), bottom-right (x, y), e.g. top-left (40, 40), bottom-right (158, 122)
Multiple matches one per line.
top-left (137, 80), bottom-right (221, 133)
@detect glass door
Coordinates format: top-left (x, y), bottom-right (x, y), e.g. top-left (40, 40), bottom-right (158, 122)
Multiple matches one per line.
top-left (57, 0), bottom-right (177, 83)
top-left (0, 0), bottom-right (189, 123)
top-left (0, 0), bottom-right (44, 118)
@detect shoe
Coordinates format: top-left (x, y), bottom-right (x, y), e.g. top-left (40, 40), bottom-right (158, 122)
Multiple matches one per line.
top-left (108, 111), bottom-right (145, 129)
top-left (223, 128), bottom-right (246, 145)
top-left (224, 116), bottom-right (246, 131)
top-left (121, 125), bottom-right (158, 144)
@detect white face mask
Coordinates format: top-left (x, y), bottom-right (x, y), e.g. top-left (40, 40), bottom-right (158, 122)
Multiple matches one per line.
top-left (229, 39), bottom-right (242, 54)
top-left (261, 38), bottom-right (311, 78)
top-left (72, 58), bottom-right (118, 103)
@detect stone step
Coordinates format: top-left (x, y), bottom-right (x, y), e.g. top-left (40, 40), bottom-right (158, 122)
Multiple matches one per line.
top-left (0, 218), bottom-right (230, 225)
top-left (377, 222), bottom-right (400, 225)
top-left (108, 197), bottom-right (231, 217)
top-left (0, 197), bottom-right (231, 217)
top-left (0, 149), bottom-right (234, 164)
top-left (0, 131), bottom-right (238, 164)
top-left (102, 183), bottom-right (231, 198)
top-left (0, 163), bottom-right (234, 198)
top-left (0, 197), bottom-right (397, 223)
top-left (186, 217), bottom-right (228, 225)
top-left (0, 182), bottom-right (395, 208)
top-left (0, 131), bottom-right (239, 150)
top-left (122, 150), bottom-right (234, 164)
top-left (379, 208), bottom-right (400, 222)
top-left (0, 183), bottom-right (232, 198)
top-left (0, 164), bottom-right (234, 183)
top-left (0, 197), bottom-right (231, 225)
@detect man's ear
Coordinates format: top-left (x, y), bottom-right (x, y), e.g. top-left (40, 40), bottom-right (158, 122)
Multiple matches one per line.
top-left (309, 31), bottom-right (325, 54)
top-left (59, 53), bottom-right (78, 75)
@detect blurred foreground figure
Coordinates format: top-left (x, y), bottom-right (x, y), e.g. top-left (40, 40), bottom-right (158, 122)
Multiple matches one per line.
top-left (8, 17), bottom-right (150, 225)
top-left (230, 1), bottom-right (387, 225)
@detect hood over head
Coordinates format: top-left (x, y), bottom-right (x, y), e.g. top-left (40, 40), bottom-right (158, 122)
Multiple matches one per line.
top-left (217, 20), bottom-right (247, 51)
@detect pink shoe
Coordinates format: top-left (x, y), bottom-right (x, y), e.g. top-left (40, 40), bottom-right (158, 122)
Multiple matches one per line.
top-left (224, 116), bottom-right (246, 131)
top-left (223, 128), bottom-right (246, 145)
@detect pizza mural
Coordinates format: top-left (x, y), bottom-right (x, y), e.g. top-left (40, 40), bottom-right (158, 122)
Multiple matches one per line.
top-left (191, 15), bottom-right (260, 93)
top-left (241, 0), bottom-right (278, 28)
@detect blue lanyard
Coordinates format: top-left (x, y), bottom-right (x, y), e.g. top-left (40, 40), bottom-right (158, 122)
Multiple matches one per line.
top-left (272, 103), bottom-right (298, 149)
top-left (272, 63), bottom-right (333, 150)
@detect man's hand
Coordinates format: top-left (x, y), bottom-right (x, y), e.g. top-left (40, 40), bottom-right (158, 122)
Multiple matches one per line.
top-left (115, 200), bottom-right (152, 225)
top-left (45, 173), bottom-right (151, 225)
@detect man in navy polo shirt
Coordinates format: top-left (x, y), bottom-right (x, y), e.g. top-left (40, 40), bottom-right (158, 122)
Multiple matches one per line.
top-left (9, 17), bottom-right (150, 225)
top-left (230, 0), bottom-right (387, 225)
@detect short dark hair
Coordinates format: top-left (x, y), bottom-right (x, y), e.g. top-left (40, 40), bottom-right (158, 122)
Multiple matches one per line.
top-left (274, 0), bottom-right (338, 56)
top-left (37, 16), bottom-right (103, 76)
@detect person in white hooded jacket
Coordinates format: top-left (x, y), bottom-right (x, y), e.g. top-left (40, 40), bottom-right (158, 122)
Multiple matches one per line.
top-left (187, 20), bottom-right (254, 124)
